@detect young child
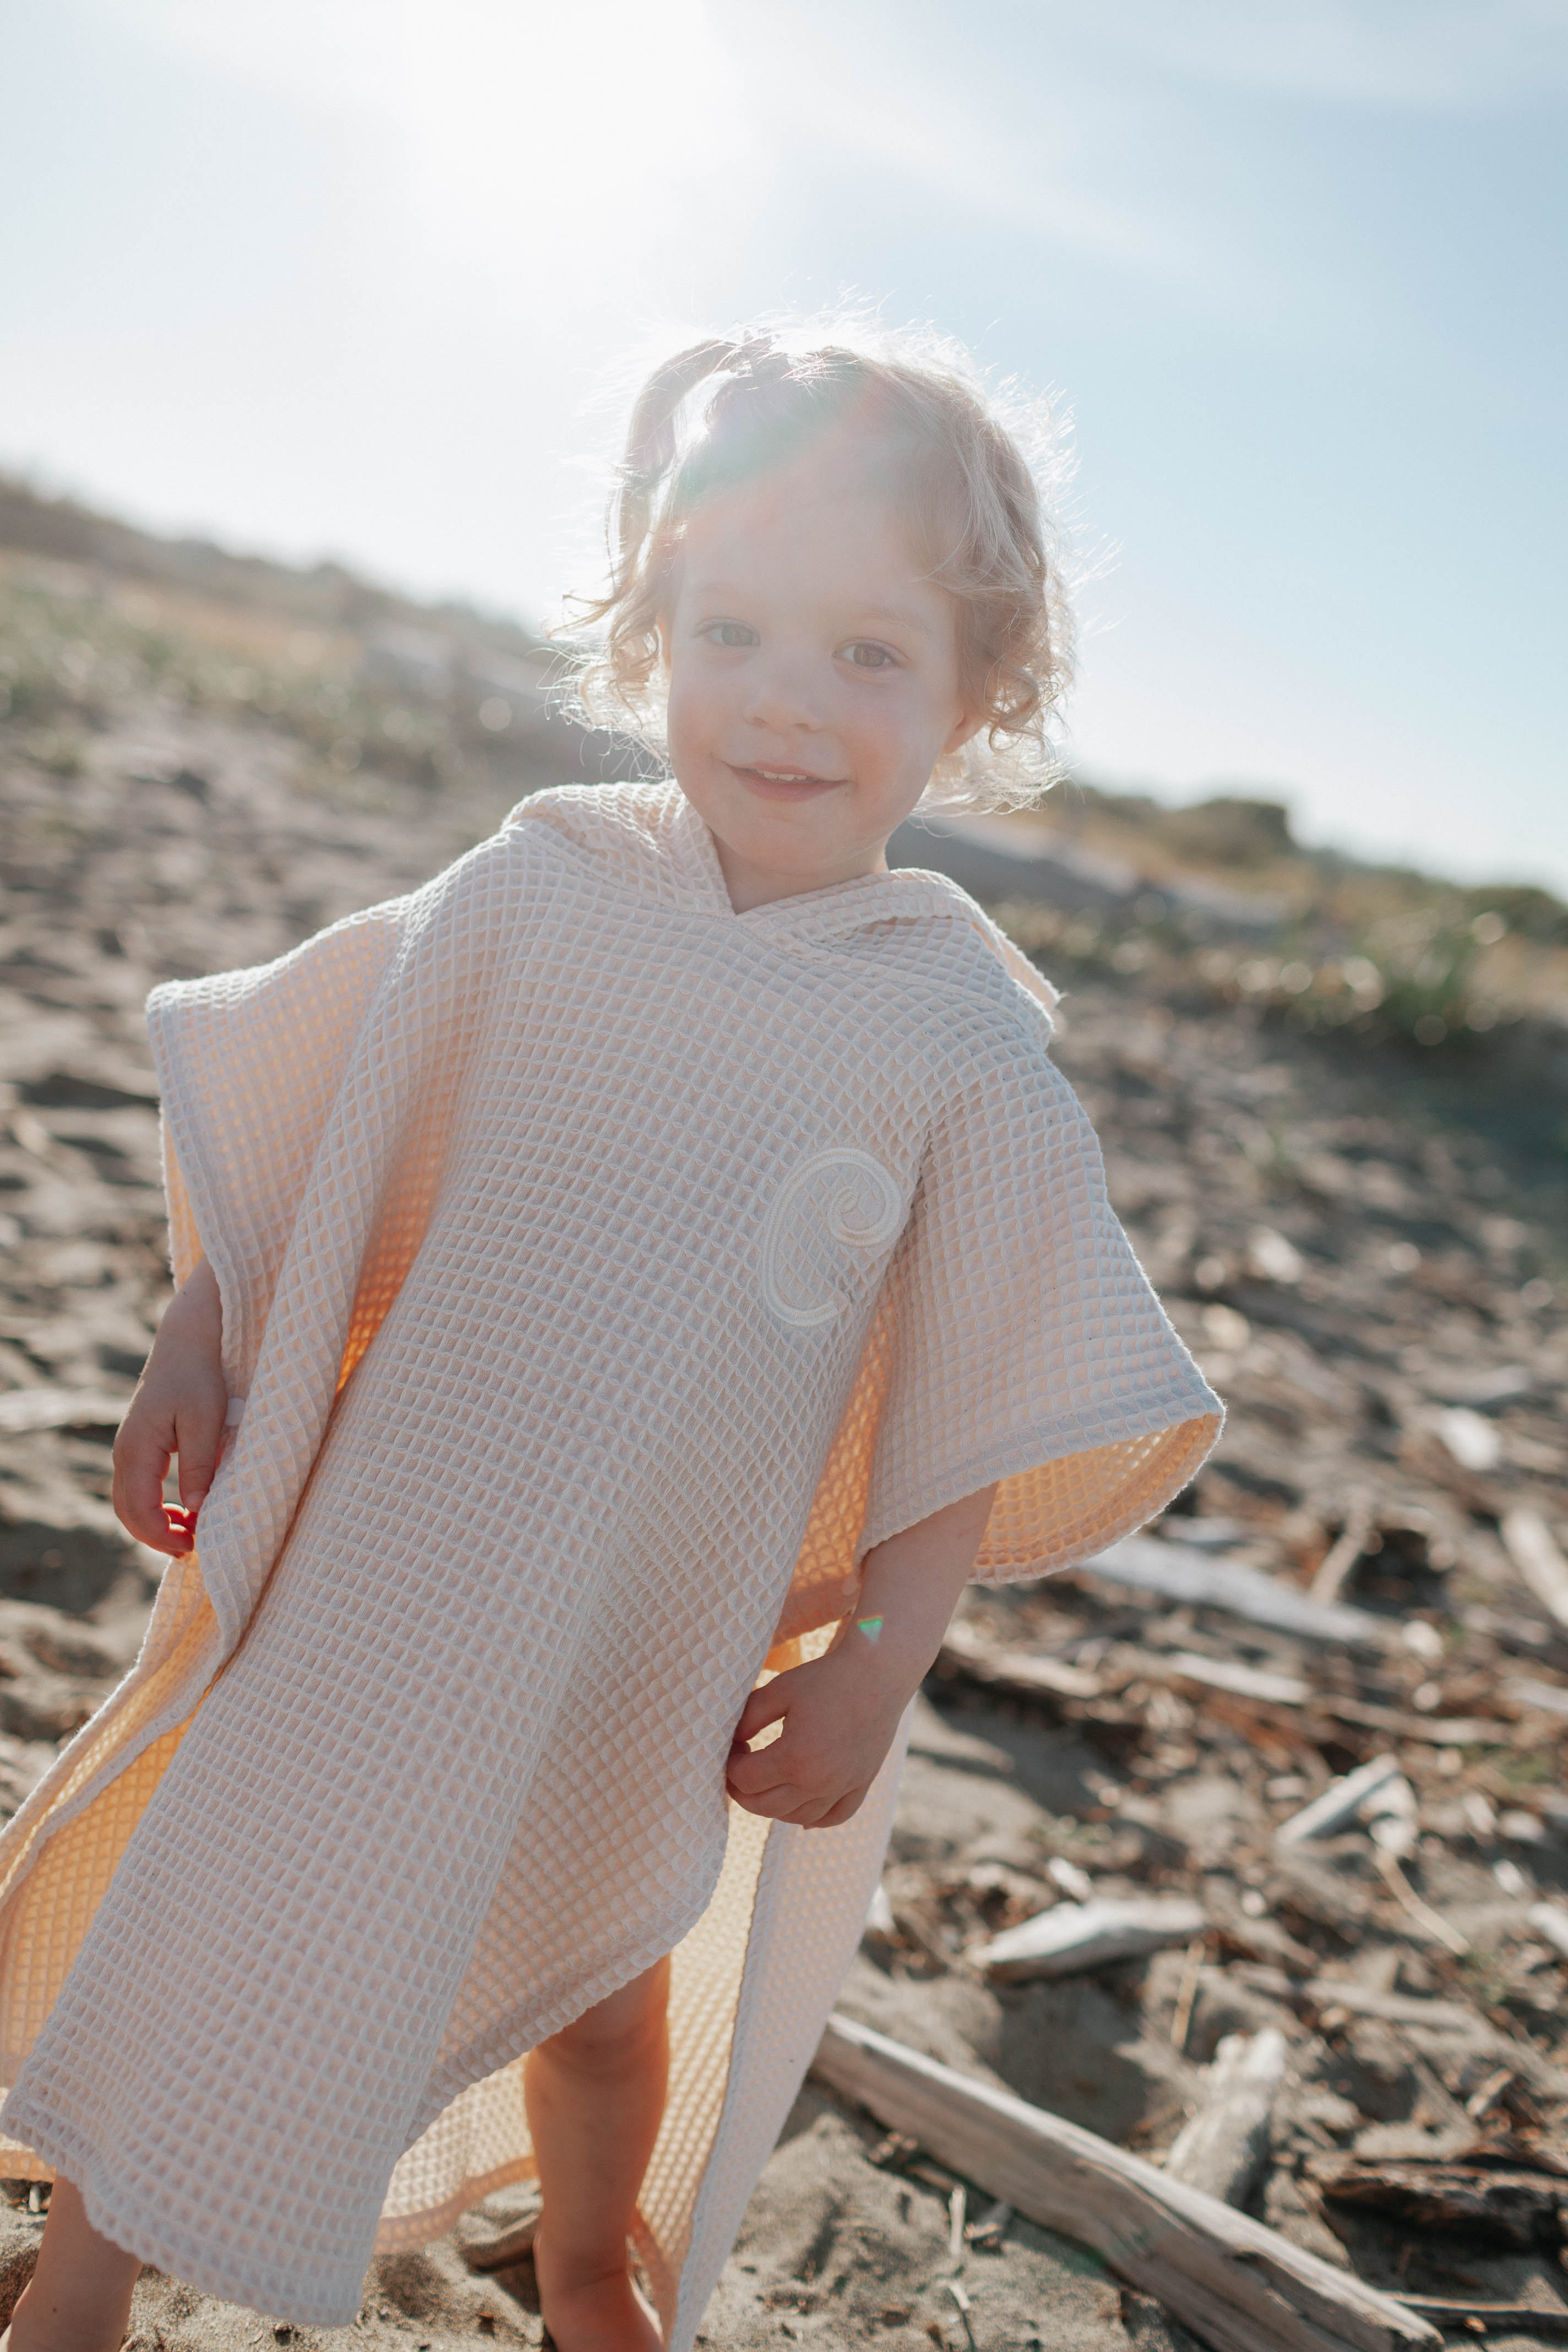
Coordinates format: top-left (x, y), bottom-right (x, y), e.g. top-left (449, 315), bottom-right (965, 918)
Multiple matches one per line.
top-left (0, 326), bottom-right (1219, 2352)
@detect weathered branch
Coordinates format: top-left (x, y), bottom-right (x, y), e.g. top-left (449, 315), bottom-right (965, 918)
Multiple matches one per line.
top-left (971, 1896), bottom-right (1206, 1983)
top-left (938, 1619), bottom-right (1101, 1698)
top-left (1504, 1510), bottom-right (1568, 1635)
top-left (1276, 1755), bottom-right (1401, 1845)
top-left (1163, 2027), bottom-right (1288, 2208)
top-left (1085, 1535), bottom-right (1386, 1648)
top-left (814, 2012), bottom-right (1442, 2352)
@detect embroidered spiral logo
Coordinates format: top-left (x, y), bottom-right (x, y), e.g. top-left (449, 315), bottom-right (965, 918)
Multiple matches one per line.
top-left (760, 1149), bottom-right (905, 1330)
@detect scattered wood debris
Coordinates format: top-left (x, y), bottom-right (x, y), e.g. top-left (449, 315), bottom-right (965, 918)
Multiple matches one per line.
top-left (3, 513), bottom-right (1565, 2348)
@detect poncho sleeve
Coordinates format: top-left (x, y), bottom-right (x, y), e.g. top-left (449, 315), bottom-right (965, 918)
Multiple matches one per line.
top-left (858, 1006), bottom-right (1221, 1582)
top-left (146, 896), bottom-right (412, 1398)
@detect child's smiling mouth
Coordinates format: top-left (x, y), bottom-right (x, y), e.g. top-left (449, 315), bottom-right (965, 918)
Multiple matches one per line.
top-left (729, 762), bottom-right (848, 798)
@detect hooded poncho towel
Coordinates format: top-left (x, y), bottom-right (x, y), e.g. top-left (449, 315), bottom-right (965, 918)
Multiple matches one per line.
top-left (0, 780), bottom-right (1220, 2340)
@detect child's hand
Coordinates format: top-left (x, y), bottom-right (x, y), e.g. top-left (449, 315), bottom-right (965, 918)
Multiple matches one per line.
top-left (726, 1643), bottom-right (912, 1829)
top-left (112, 1257), bottom-right (227, 1556)
top-left (726, 1483), bottom-right (999, 1831)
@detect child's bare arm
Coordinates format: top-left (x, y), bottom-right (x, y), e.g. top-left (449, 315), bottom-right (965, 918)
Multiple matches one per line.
top-left (726, 1484), bottom-right (997, 1830)
top-left (111, 1257), bottom-right (227, 1556)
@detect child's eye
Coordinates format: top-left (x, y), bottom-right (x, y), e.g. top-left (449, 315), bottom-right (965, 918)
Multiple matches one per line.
top-left (842, 641), bottom-right (897, 671)
top-left (702, 621), bottom-right (758, 649)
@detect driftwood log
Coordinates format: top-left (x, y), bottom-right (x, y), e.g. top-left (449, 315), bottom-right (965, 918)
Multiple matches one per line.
top-left (971, 1895), bottom-right (1207, 1982)
top-left (1215, 1968), bottom-right (1568, 2100)
top-left (1148, 1650), bottom-right (1309, 1706)
top-left (1504, 1509), bottom-right (1568, 1635)
top-left (465, 2210), bottom-right (539, 2271)
top-left (813, 2013), bottom-right (1442, 2352)
top-left (1507, 1674), bottom-right (1568, 1719)
top-left (1392, 2298), bottom-right (1568, 2339)
top-left (942, 1621), bottom-right (1313, 1711)
top-left (1309, 2152), bottom-right (1568, 2250)
top-left (938, 1619), bottom-right (1101, 1697)
top-left (1309, 1501), bottom-right (1375, 1605)
top-left (939, 1626), bottom-right (1522, 1755)
top-left (1084, 1536), bottom-right (1386, 1648)
top-left (1306, 1698), bottom-right (1523, 1746)
top-left (1163, 2027), bottom-right (1288, 2208)
top-left (1276, 1755), bottom-right (1402, 1845)
top-left (1360, 1774), bottom-right (1418, 1861)
top-left (1529, 1902), bottom-right (1568, 1960)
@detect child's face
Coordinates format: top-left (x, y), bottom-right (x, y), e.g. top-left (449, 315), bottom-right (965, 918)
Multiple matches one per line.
top-left (663, 435), bottom-right (979, 912)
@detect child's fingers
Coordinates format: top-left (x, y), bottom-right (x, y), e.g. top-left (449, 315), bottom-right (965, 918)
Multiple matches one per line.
top-left (729, 1680), bottom-right (792, 1750)
top-left (112, 1402), bottom-right (179, 1550)
top-left (112, 1379), bottom-right (225, 1554)
top-left (729, 1782), bottom-right (868, 1830)
top-left (769, 1786), bottom-right (866, 1828)
top-left (724, 1740), bottom-right (796, 1800)
top-left (725, 1731), bottom-right (805, 1801)
top-left (808, 1789), bottom-right (867, 1829)
top-left (174, 1389), bottom-right (226, 1511)
top-left (725, 1748), bottom-right (864, 1822)
top-left (726, 1777), bottom-right (814, 1821)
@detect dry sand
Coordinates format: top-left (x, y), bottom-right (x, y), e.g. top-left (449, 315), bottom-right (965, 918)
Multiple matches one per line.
top-left (3, 529), bottom-right (1566, 2346)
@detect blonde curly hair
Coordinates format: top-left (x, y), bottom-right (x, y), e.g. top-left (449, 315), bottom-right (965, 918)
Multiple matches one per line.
top-left (563, 317), bottom-right (1075, 809)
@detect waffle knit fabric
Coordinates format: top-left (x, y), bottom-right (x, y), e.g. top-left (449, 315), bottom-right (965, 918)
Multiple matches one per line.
top-left (0, 780), bottom-right (1220, 2339)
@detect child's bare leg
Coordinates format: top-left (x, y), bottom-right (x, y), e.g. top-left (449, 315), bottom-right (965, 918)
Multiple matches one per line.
top-left (3, 2178), bottom-right (140, 2352)
top-left (524, 1956), bottom-right (669, 2352)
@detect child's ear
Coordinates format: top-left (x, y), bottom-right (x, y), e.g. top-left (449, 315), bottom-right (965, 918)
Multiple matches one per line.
top-left (941, 703), bottom-right (987, 758)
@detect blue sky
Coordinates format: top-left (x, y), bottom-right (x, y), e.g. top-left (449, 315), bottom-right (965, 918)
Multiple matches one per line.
top-left (2, 1), bottom-right (1563, 889)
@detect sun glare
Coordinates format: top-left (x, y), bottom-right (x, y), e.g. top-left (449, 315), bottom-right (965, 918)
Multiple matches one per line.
top-left (398, 0), bottom-right (751, 279)
top-left (121, 0), bottom-right (756, 295)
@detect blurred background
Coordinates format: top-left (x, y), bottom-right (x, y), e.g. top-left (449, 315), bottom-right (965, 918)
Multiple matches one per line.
top-left (3, 10), bottom-right (1568, 2345)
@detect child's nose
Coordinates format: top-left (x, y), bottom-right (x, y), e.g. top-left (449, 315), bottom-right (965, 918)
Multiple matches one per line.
top-left (743, 652), bottom-right (823, 734)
